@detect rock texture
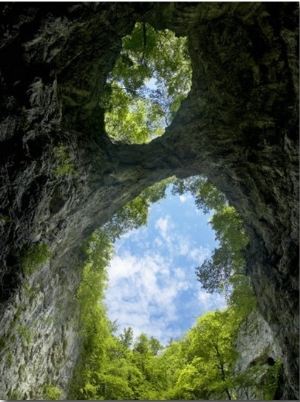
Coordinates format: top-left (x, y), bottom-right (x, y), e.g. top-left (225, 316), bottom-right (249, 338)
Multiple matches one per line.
top-left (234, 310), bottom-right (283, 400)
top-left (0, 3), bottom-right (298, 399)
top-left (0, 258), bottom-right (81, 399)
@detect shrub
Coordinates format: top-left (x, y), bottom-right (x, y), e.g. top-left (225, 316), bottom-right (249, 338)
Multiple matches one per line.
top-left (17, 325), bottom-right (34, 349)
top-left (53, 144), bottom-right (77, 178)
top-left (21, 243), bottom-right (51, 276)
top-left (43, 384), bottom-right (63, 400)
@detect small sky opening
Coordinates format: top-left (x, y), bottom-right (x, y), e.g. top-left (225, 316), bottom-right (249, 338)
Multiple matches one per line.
top-left (104, 22), bottom-right (192, 145)
top-left (105, 185), bottom-right (227, 346)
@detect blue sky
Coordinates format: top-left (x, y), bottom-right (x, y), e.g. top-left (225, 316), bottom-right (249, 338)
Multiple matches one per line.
top-left (105, 187), bottom-right (226, 346)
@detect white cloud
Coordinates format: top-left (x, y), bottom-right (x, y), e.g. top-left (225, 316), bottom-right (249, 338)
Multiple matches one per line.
top-left (179, 193), bottom-right (193, 204)
top-left (154, 236), bottom-right (163, 249)
top-left (174, 267), bottom-right (186, 281)
top-left (106, 250), bottom-right (192, 345)
top-left (189, 246), bottom-right (210, 264)
top-left (177, 236), bottom-right (190, 256)
top-left (155, 215), bottom-right (173, 241)
top-left (197, 290), bottom-right (227, 311)
top-left (179, 194), bottom-right (187, 203)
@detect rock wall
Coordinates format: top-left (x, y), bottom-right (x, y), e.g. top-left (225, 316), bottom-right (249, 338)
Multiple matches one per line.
top-left (0, 3), bottom-right (298, 399)
top-left (234, 310), bottom-right (283, 400)
top-left (0, 256), bottom-right (81, 399)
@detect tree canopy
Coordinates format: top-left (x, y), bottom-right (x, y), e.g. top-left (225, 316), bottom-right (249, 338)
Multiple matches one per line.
top-left (172, 175), bottom-right (249, 296)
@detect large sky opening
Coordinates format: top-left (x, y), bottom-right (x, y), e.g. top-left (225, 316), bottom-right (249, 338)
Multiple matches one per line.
top-left (105, 186), bottom-right (227, 346)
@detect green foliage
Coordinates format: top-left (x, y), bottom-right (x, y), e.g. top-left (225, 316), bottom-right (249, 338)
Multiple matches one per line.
top-left (119, 327), bottom-right (134, 350)
top-left (76, 230), bottom-right (112, 352)
top-left (23, 280), bottom-right (37, 302)
top-left (173, 175), bottom-right (250, 296)
top-left (43, 384), bottom-right (63, 400)
top-left (53, 144), bottom-right (76, 178)
top-left (103, 194), bottom-right (149, 241)
top-left (106, 90), bottom-right (165, 144)
top-left (5, 350), bottom-right (13, 368)
top-left (105, 22), bottom-right (191, 144)
top-left (154, 306), bottom-right (269, 401)
top-left (229, 274), bottom-right (257, 318)
top-left (69, 229), bottom-right (115, 399)
top-left (181, 309), bottom-right (240, 400)
top-left (21, 243), bottom-right (51, 276)
top-left (7, 389), bottom-right (22, 400)
top-left (149, 336), bottom-right (163, 356)
top-left (97, 373), bottom-right (134, 400)
top-left (172, 175), bottom-right (227, 214)
top-left (210, 205), bottom-right (248, 258)
top-left (17, 324), bottom-right (33, 346)
top-left (261, 360), bottom-right (283, 400)
top-left (196, 205), bottom-right (249, 296)
top-left (231, 359), bottom-right (283, 400)
top-left (69, 178), bottom-right (177, 400)
top-left (0, 214), bottom-right (13, 224)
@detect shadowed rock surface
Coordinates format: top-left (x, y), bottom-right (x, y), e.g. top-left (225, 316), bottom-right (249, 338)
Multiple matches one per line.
top-left (0, 3), bottom-right (298, 399)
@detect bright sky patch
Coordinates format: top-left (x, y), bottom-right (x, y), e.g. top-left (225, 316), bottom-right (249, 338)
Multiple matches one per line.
top-left (105, 188), bottom-right (227, 346)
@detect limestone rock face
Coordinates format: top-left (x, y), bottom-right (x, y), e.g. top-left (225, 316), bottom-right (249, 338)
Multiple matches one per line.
top-left (0, 3), bottom-right (298, 399)
top-left (0, 259), bottom-right (81, 399)
top-left (234, 310), bottom-right (283, 400)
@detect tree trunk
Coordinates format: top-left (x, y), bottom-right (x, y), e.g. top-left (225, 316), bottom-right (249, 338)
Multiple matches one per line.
top-left (0, 3), bottom-right (298, 399)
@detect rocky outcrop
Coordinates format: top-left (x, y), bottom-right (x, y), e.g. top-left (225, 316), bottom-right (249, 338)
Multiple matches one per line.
top-left (0, 3), bottom-right (298, 399)
top-left (234, 310), bottom-right (283, 400)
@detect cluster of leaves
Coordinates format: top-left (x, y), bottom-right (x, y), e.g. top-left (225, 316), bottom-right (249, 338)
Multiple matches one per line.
top-left (53, 144), bottom-right (77, 178)
top-left (105, 22), bottom-right (191, 144)
top-left (17, 324), bottom-right (34, 347)
top-left (43, 384), bottom-right (63, 400)
top-left (172, 175), bottom-right (249, 296)
top-left (69, 229), bottom-right (113, 398)
top-left (75, 230), bottom-right (112, 355)
top-left (20, 243), bottom-right (51, 276)
top-left (167, 309), bottom-right (241, 400)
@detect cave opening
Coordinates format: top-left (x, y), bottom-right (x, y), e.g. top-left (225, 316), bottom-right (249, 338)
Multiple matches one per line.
top-left (78, 172), bottom-right (252, 348)
top-left (71, 173), bottom-right (260, 399)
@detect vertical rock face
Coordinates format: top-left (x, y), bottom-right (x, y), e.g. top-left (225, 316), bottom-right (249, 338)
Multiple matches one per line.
top-left (0, 3), bottom-right (298, 399)
top-left (234, 310), bottom-right (283, 400)
top-left (0, 258), bottom-right (81, 399)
